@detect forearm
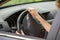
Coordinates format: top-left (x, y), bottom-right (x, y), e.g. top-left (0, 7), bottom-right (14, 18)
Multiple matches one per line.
top-left (33, 13), bottom-right (51, 32)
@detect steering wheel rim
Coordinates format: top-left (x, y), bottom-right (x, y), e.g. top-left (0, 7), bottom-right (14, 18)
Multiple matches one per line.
top-left (17, 10), bottom-right (28, 33)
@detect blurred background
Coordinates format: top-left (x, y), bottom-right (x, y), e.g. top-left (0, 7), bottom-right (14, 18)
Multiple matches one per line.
top-left (1, 0), bottom-right (42, 7)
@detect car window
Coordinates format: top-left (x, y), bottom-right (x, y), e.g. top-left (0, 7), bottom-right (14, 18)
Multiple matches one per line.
top-left (1, 0), bottom-right (55, 7)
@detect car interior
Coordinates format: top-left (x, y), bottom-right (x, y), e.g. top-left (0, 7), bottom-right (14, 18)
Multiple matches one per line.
top-left (0, 0), bottom-right (60, 40)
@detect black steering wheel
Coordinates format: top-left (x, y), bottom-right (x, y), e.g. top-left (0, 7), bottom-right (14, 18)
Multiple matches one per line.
top-left (17, 10), bottom-right (46, 37)
top-left (17, 10), bottom-right (28, 33)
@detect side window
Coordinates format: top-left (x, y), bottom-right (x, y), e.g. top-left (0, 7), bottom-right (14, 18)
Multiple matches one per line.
top-left (0, 0), bottom-right (10, 6)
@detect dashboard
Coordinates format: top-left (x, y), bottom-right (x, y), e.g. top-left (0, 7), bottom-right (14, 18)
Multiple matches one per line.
top-left (0, 11), bottom-right (56, 28)
top-left (5, 11), bottom-right (54, 28)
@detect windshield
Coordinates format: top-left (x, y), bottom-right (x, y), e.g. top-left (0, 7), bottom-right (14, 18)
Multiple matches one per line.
top-left (1, 0), bottom-right (55, 7)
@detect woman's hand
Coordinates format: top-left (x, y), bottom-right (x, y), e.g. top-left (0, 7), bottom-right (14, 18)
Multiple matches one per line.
top-left (16, 30), bottom-right (25, 35)
top-left (27, 7), bottom-right (40, 17)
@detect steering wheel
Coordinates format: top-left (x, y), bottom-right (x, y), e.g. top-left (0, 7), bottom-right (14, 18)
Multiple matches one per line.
top-left (17, 10), bottom-right (28, 33)
top-left (17, 10), bottom-right (46, 37)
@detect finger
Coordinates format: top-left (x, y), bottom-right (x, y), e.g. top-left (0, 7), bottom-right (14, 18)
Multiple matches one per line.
top-left (16, 31), bottom-right (21, 35)
top-left (27, 7), bottom-right (34, 9)
top-left (27, 7), bottom-right (35, 11)
top-left (21, 30), bottom-right (25, 35)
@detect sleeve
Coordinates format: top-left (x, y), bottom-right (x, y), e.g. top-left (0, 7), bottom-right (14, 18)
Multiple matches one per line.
top-left (46, 10), bottom-right (60, 40)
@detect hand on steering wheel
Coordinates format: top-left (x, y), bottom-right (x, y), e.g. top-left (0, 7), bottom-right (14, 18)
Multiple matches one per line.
top-left (16, 30), bottom-right (25, 35)
top-left (27, 7), bottom-right (40, 17)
